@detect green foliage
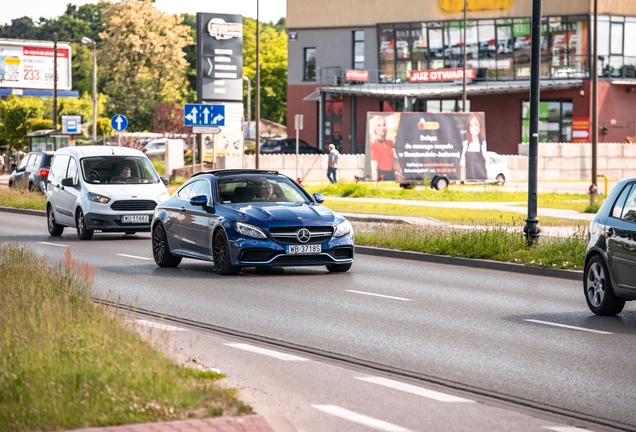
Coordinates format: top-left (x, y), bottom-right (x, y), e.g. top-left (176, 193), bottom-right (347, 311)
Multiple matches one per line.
top-left (0, 189), bottom-right (47, 209)
top-left (0, 96), bottom-right (45, 150)
top-left (0, 244), bottom-right (251, 430)
top-left (94, 117), bottom-right (114, 136)
top-left (24, 119), bottom-right (54, 132)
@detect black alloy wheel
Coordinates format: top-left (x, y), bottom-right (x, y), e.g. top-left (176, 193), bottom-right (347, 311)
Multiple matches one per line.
top-left (47, 205), bottom-right (64, 236)
top-left (326, 263), bottom-right (352, 273)
top-left (213, 230), bottom-right (240, 275)
top-left (76, 209), bottom-right (93, 240)
top-left (584, 255), bottom-right (625, 316)
top-left (496, 174), bottom-right (506, 186)
top-left (152, 223), bottom-right (181, 267)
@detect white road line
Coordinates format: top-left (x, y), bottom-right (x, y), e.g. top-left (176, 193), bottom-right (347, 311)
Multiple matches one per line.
top-left (117, 253), bottom-right (153, 261)
top-left (356, 376), bottom-right (474, 403)
top-left (524, 319), bottom-right (613, 335)
top-left (312, 405), bottom-right (411, 432)
top-left (224, 343), bottom-right (309, 361)
top-left (544, 427), bottom-right (596, 432)
top-left (136, 319), bottom-right (187, 332)
top-left (345, 290), bottom-right (413, 301)
top-left (38, 241), bottom-right (69, 247)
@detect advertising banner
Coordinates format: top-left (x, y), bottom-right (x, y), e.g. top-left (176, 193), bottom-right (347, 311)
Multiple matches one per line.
top-left (345, 69), bottom-right (369, 81)
top-left (197, 13), bottom-right (243, 102)
top-left (365, 112), bottom-right (488, 182)
top-left (0, 41), bottom-right (72, 90)
top-left (409, 68), bottom-right (475, 83)
top-left (202, 102), bottom-right (244, 163)
top-left (572, 117), bottom-right (590, 143)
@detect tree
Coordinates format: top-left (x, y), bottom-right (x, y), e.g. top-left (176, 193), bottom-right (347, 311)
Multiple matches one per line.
top-left (151, 102), bottom-right (190, 136)
top-left (99, 0), bottom-right (193, 131)
top-left (0, 96), bottom-right (44, 150)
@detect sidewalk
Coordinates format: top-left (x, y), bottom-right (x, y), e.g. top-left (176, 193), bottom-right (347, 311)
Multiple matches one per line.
top-left (71, 416), bottom-right (276, 432)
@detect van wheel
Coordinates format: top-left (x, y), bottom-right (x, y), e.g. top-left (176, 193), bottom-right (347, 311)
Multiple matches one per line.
top-left (47, 205), bottom-right (64, 236)
top-left (76, 209), bottom-right (93, 240)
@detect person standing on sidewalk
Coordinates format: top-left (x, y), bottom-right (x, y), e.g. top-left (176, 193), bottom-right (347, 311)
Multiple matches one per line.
top-left (327, 143), bottom-right (339, 183)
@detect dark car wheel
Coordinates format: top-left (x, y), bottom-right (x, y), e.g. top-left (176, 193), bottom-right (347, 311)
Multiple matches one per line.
top-left (28, 182), bottom-right (36, 192)
top-left (76, 209), bottom-right (93, 240)
top-left (213, 230), bottom-right (240, 275)
top-left (584, 255), bottom-right (625, 316)
top-left (47, 205), bottom-right (64, 236)
top-left (326, 263), bottom-right (352, 273)
top-left (152, 223), bottom-right (181, 267)
top-left (496, 174), bottom-right (506, 186)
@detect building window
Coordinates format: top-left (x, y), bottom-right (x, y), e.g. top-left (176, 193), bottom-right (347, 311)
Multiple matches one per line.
top-left (521, 100), bottom-right (573, 143)
top-left (353, 30), bottom-right (365, 69)
top-left (304, 48), bottom-right (316, 80)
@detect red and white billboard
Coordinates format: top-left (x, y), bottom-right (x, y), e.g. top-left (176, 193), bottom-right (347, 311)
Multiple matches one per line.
top-left (345, 69), bottom-right (369, 81)
top-left (409, 68), bottom-right (475, 83)
top-left (0, 40), bottom-right (72, 91)
top-left (572, 117), bottom-right (590, 143)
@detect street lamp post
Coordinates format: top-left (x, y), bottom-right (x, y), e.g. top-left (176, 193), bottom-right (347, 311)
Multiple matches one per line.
top-left (243, 76), bottom-right (251, 168)
top-left (81, 36), bottom-right (97, 141)
top-left (255, 0), bottom-right (261, 169)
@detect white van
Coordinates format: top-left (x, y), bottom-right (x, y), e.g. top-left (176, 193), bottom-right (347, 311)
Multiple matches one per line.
top-left (46, 146), bottom-right (169, 240)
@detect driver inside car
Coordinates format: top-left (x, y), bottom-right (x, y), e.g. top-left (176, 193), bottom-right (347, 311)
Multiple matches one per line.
top-left (259, 181), bottom-right (277, 201)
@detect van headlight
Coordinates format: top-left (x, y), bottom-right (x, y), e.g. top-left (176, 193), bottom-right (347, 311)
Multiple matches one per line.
top-left (234, 222), bottom-right (267, 239)
top-left (87, 192), bottom-right (111, 204)
top-left (334, 220), bottom-right (353, 237)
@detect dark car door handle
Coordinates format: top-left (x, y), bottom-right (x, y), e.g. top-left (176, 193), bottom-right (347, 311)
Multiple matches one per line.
top-left (180, 207), bottom-right (186, 212)
top-left (606, 228), bottom-right (614, 237)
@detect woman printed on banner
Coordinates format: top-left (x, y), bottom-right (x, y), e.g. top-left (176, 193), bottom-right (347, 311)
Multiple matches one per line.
top-left (369, 114), bottom-right (404, 181)
top-left (459, 114), bottom-right (487, 182)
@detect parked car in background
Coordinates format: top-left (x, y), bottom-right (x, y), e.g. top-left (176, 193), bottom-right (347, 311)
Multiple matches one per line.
top-left (46, 146), bottom-right (169, 240)
top-left (9, 151), bottom-right (54, 193)
top-left (486, 151), bottom-right (510, 186)
top-left (142, 139), bottom-right (166, 157)
top-left (584, 177), bottom-right (636, 315)
top-left (151, 169), bottom-right (354, 275)
top-left (260, 138), bottom-right (324, 154)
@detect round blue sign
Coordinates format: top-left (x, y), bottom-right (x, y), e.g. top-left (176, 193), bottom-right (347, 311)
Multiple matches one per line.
top-left (110, 114), bottom-right (128, 132)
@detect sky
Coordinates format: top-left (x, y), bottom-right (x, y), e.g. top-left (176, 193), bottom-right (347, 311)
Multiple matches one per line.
top-left (1, 0), bottom-right (287, 26)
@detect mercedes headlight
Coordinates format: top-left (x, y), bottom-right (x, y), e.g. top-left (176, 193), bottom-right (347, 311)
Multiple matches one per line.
top-left (87, 192), bottom-right (111, 204)
top-left (235, 221), bottom-right (267, 239)
top-left (334, 220), bottom-right (353, 237)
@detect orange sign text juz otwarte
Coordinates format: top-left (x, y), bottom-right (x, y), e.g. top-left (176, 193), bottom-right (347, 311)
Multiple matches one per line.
top-left (410, 68), bottom-right (475, 83)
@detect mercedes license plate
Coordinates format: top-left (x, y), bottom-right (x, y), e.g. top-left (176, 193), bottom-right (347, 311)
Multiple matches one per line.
top-left (286, 244), bottom-right (321, 254)
top-left (121, 215), bottom-right (149, 223)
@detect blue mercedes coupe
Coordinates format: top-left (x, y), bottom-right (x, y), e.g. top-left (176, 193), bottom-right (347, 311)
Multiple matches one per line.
top-left (151, 169), bottom-right (354, 275)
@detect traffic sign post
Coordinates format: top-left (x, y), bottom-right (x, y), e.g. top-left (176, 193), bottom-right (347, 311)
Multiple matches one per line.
top-left (111, 114), bottom-right (128, 146)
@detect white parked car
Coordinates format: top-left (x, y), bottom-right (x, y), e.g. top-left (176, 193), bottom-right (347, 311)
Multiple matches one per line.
top-left (142, 139), bottom-right (166, 157)
top-left (486, 151), bottom-right (510, 186)
top-left (46, 146), bottom-right (169, 240)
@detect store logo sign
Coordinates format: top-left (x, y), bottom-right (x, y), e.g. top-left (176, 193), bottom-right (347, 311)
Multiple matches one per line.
top-left (207, 18), bottom-right (242, 40)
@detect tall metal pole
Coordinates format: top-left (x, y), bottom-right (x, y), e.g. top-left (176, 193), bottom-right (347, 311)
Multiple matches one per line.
top-left (92, 41), bottom-right (97, 141)
top-left (462, 0), bottom-right (468, 112)
top-left (591, 0), bottom-right (599, 205)
top-left (255, 0), bottom-right (261, 169)
top-left (523, 0), bottom-right (542, 245)
top-left (243, 76), bottom-right (251, 168)
top-left (52, 33), bottom-right (58, 130)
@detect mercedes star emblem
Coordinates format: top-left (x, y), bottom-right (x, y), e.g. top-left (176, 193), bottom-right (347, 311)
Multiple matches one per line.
top-left (297, 228), bottom-right (311, 243)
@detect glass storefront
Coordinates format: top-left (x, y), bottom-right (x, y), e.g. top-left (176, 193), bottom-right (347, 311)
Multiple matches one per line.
top-left (521, 100), bottom-right (573, 142)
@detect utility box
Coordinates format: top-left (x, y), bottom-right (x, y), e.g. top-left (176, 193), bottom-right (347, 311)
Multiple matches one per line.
top-left (165, 139), bottom-right (185, 177)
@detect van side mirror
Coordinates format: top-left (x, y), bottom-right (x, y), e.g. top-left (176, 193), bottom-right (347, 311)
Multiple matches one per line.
top-left (61, 177), bottom-right (76, 187)
top-left (161, 176), bottom-right (170, 185)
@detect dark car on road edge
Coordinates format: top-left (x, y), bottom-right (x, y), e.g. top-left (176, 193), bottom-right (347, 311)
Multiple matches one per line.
top-left (584, 177), bottom-right (636, 315)
top-left (259, 138), bottom-right (324, 155)
top-left (9, 151), bottom-right (54, 193)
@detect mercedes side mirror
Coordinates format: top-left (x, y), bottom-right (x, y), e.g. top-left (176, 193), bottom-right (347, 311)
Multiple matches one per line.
top-left (313, 193), bottom-right (325, 204)
top-left (189, 194), bottom-right (208, 208)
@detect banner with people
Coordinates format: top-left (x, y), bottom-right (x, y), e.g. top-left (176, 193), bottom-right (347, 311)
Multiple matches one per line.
top-left (365, 112), bottom-right (488, 182)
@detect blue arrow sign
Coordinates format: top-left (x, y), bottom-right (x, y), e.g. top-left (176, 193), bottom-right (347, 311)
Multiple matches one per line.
top-left (183, 104), bottom-right (225, 127)
top-left (111, 114), bottom-right (128, 132)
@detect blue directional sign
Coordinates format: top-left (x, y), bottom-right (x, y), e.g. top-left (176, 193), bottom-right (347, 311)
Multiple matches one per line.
top-left (183, 103), bottom-right (225, 127)
top-left (111, 114), bottom-right (128, 132)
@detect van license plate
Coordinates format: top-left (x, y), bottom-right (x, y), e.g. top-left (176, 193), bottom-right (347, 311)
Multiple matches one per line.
top-left (121, 215), bottom-right (149, 223)
top-left (286, 244), bottom-right (321, 254)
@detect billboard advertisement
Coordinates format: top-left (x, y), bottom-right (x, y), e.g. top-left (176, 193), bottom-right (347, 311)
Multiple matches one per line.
top-left (202, 102), bottom-right (244, 163)
top-left (365, 112), bottom-right (488, 182)
top-left (0, 40), bottom-right (72, 90)
top-left (196, 13), bottom-right (243, 102)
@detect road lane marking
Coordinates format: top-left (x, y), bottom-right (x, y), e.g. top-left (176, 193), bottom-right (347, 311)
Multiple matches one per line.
top-left (356, 376), bottom-right (474, 403)
top-left (224, 343), bottom-right (309, 361)
top-left (117, 253), bottom-right (153, 261)
top-left (345, 290), bottom-right (413, 301)
top-left (523, 319), bottom-right (613, 335)
top-left (136, 319), bottom-right (188, 332)
top-left (38, 241), bottom-right (69, 247)
top-left (312, 405), bottom-right (411, 432)
top-left (544, 427), bottom-right (596, 432)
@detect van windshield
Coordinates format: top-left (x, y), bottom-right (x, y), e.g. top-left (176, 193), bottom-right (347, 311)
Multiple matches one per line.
top-left (80, 156), bottom-right (161, 184)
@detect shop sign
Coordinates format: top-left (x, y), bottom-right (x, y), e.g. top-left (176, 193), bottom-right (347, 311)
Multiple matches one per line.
top-left (345, 69), bottom-right (368, 81)
top-left (409, 68), bottom-right (475, 83)
top-left (572, 117), bottom-right (590, 143)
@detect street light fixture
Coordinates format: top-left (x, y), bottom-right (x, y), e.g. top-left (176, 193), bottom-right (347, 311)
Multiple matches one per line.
top-left (81, 36), bottom-right (97, 141)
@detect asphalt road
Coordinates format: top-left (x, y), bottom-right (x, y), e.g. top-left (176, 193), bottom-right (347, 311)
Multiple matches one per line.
top-left (2, 211), bottom-right (636, 431)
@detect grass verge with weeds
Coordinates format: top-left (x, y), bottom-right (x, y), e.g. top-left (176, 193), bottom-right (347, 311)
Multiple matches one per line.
top-left (0, 188), bottom-right (47, 210)
top-left (354, 222), bottom-right (586, 270)
top-left (0, 244), bottom-right (250, 432)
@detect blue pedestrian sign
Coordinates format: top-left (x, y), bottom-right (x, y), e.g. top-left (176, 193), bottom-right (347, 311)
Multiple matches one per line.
top-left (183, 103), bottom-right (225, 127)
top-left (111, 114), bottom-right (128, 132)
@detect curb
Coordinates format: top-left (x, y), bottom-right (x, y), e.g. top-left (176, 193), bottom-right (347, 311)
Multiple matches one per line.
top-left (0, 206), bottom-right (582, 281)
top-left (354, 245), bottom-right (583, 281)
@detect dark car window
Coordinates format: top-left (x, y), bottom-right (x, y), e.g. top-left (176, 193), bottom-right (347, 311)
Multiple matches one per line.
top-left (29, 154), bottom-right (42, 167)
top-left (217, 174), bottom-right (309, 203)
top-left (17, 155), bottom-right (31, 170)
top-left (611, 184), bottom-right (633, 219)
top-left (620, 185), bottom-right (636, 223)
